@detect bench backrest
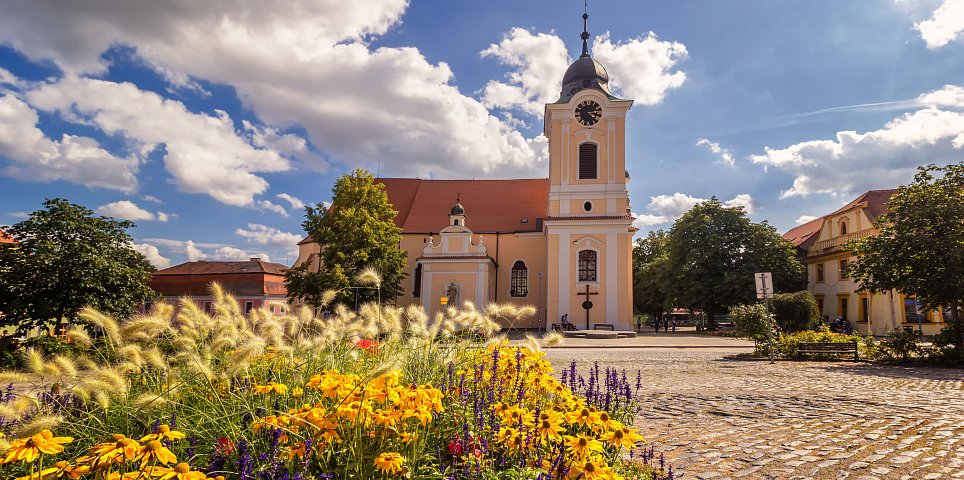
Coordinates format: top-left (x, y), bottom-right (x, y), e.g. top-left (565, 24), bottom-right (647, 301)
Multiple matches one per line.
top-left (798, 342), bottom-right (857, 350)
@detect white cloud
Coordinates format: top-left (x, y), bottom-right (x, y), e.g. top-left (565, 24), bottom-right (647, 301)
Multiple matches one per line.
top-left (243, 121), bottom-right (327, 171)
top-left (183, 240), bottom-right (206, 262)
top-left (795, 215), bottom-right (818, 225)
top-left (916, 84), bottom-right (964, 108)
top-left (25, 77), bottom-right (290, 207)
top-left (632, 192), bottom-right (754, 229)
top-left (256, 200), bottom-right (288, 217)
top-left (6, 211), bottom-right (29, 219)
top-left (0, 93), bottom-right (139, 192)
top-left (696, 138), bottom-right (735, 167)
top-left (0, 1), bottom-right (549, 180)
top-left (131, 242), bottom-right (171, 269)
top-left (592, 32), bottom-right (687, 105)
top-left (235, 223), bottom-right (302, 247)
top-left (156, 212), bottom-right (173, 222)
top-left (141, 195), bottom-right (163, 204)
top-left (723, 194), bottom-right (756, 214)
top-left (749, 85), bottom-right (964, 198)
top-left (96, 200), bottom-right (169, 222)
top-left (480, 28), bottom-right (570, 116)
top-left (916, 0), bottom-right (964, 48)
top-left (211, 246), bottom-right (270, 262)
top-left (276, 193), bottom-right (305, 210)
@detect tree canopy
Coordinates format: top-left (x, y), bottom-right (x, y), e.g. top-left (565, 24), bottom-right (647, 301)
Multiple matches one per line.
top-left (848, 163), bottom-right (964, 350)
top-left (632, 230), bottom-right (672, 322)
top-left (0, 198), bottom-right (157, 332)
top-left (663, 198), bottom-right (805, 326)
top-left (285, 169), bottom-right (407, 309)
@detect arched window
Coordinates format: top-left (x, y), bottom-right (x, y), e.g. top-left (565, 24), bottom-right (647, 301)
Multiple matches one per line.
top-left (578, 143), bottom-right (598, 180)
top-left (412, 263), bottom-right (422, 297)
top-left (578, 250), bottom-right (597, 282)
top-left (510, 261), bottom-right (528, 297)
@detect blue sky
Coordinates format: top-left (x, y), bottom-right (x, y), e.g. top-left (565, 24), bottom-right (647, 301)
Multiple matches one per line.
top-left (1, 0), bottom-right (963, 268)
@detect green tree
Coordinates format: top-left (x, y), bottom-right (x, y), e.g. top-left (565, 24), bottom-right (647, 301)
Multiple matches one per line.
top-left (0, 198), bottom-right (157, 333)
top-left (632, 230), bottom-right (672, 324)
top-left (665, 198), bottom-right (805, 328)
top-left (285, 169), bottom-right (407, 309)
top-left (770, 291), bottom-right (821, 332)
top-left (848, 163), bottom-right (964, 351)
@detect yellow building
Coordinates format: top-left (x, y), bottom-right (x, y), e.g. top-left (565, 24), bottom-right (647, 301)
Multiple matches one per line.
top-left (784, 189), bottom-right (947, 336)
top-left (295, 16), bottom-right (636, 330)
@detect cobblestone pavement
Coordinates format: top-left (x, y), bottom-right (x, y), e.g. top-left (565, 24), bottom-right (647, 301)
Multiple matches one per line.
top-left (544, 347), bottom-right (964, 480)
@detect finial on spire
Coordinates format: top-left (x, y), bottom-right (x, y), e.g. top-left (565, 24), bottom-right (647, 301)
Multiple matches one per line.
top-left (456, 192), bottom-right (460, 203)
top-left (580, 1), bottom-right (591, 58)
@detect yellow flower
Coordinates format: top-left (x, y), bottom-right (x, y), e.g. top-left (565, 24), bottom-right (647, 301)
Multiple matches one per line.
top-left (139, 440), bottom-right (178, 466)
top-left (253, 381), bottom-right (289, 395)
top-left (90, 434), bottom-right (141, 467)
top-left (373, 452), bottom-right (405, 476)
top-left (15, 460), bottom-right (87, 480)
top-left (604, 427), bottom-right (644, 450)
top-left (1, 430), bottom-right (73, 464)
top-left (564, 434), bottom-right (604, 458)
top-left (291, 386), bottom-right (304, 398)
top-left (152, 463), bottom-right (207, 480)
top-left (535, 412), bottom-right (565, 443)
top-left (140, 424), bottom-right (187, 443)
top-left (568, 457), bottom-right (618, 480)
top-left (565, 407), bottom-right (599, 428)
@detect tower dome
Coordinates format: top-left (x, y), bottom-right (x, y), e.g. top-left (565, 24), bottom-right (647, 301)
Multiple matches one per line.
top-left (559, 11), bottom-right (613, 102)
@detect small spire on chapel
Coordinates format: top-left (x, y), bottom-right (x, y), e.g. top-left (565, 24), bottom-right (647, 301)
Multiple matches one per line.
top-left (580, 2), bottom-right (591, 58)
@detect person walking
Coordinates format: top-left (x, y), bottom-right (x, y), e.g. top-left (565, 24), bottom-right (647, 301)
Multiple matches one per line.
top-left (664, 318), bottom-right (669, 333)
top-left (671, 318), bottom-right (677, 334)
top-left (653, 318), bottom-right (660, 333)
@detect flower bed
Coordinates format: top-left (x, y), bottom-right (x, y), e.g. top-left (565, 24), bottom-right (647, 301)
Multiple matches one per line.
top-left (0, 286), bottom-right (670, 479)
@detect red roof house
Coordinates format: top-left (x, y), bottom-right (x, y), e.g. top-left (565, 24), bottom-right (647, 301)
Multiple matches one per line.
top-left (149, 258), bottom-right (288, 314)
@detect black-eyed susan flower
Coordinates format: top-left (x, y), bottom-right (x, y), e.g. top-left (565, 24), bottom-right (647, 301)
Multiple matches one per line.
top-left (139, 425), bottom-right (186, 443)
top-left (152, 462), bottom-right (207, 480)
top-left (373, 452), bottom-right (405, 476)
top-left (569, 457), bottom-right (617, 480)
top-left (564, 434), bottom-right (604, 458)
top-left (139, 440), bottom-right (178, 466)
top-left (604, 427), bottom-right (644, 450)
top-left (1, 430), bottom-right (73, 464)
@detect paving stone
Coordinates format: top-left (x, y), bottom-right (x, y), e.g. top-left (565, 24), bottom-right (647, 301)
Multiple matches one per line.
top-left (546, 348), bottom-right (964, 480)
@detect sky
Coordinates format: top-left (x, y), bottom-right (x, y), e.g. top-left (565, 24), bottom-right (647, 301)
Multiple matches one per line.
top-left (1, 0), bottom-right (963, 269)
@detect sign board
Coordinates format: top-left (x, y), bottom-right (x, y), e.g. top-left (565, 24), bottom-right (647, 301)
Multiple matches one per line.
top-left (440, 297), bottom-right (448, 305)
top-left (755, 272), bottom-right (773, 299)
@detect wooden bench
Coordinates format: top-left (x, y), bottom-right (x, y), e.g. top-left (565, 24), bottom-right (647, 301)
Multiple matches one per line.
top-left (797, 342), bottom-right (858, 361)
top-left (593, 324), bottom-right (614, 331)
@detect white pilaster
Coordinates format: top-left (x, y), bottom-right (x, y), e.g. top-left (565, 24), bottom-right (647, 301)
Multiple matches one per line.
top-left (558, 231), bottom-right (571, 317)
top-left (606, 231), bottom-right (617, 320)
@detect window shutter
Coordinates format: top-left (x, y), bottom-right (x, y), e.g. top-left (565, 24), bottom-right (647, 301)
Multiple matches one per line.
top-left (579, 143), bottom-right (597, 179)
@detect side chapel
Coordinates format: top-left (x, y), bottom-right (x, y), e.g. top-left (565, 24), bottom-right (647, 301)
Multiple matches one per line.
top-left (296, 13), bottom-right (637, 330)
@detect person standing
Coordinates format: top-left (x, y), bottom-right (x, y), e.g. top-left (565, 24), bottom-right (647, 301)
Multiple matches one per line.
top-left (653, 318), bottom-right (660, 333)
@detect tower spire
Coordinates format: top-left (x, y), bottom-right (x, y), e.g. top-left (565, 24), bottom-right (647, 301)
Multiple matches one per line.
top-left (580, 1), bottom-right (591, 58)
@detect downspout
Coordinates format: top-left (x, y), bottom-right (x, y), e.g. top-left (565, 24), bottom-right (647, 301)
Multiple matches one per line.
top-left (494, 233), bottom-right (500, 302)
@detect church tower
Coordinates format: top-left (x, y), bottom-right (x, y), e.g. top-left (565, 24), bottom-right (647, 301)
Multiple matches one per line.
top-left (543, 11), bottom-right (635, 330)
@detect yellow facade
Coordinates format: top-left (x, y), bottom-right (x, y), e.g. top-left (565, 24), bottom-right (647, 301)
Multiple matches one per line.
top-left (801, 192), bottom-right (946, 336)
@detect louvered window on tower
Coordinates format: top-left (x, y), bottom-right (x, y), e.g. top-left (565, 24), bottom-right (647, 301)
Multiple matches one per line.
top-left (579, 143), bottom-right (597, 179)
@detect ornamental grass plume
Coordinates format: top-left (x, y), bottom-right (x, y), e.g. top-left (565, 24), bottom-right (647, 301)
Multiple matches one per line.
top-left (0, 271), bottom-right (659, 479)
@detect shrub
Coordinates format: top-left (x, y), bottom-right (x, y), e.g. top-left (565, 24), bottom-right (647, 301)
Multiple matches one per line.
top-left (729, 304), bottom-right (777, 345)
top-left (877, 328), bottom-right (923, 361)
top-left (0, 283), bottom-right (667, 479)
top-left (756, 328), bottom-right (867, 358)
top-left (770, 291), bottom-right (821, 332)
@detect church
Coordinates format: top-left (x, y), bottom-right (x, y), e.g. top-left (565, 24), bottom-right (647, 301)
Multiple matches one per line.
top-left (296, 13), bottom-right (637, 330)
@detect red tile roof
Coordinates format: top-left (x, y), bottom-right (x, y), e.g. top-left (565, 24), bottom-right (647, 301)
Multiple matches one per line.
top-left (0, 230), bottom-right (14, 244)
top-left (153, 259), bottom-right (288, 276)
top-left (830, 189), bottom-right (897, 221)
top-left (782, 216), bottom-right (824, 248)
top-left (378, 178), bottom-right (548, 233)
top-left (782, 189), bottom-right (897, 247)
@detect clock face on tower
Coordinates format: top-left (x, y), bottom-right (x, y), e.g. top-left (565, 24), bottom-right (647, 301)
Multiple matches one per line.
top-left (574, 100), bottom-right (602, 126)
